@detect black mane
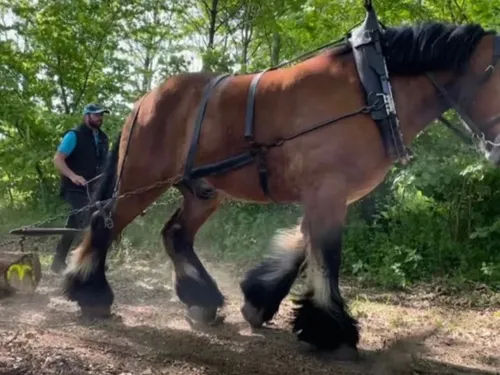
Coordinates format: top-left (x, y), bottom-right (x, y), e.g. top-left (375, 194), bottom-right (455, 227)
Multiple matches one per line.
top-left (338, 22), bottom-right (495, 75)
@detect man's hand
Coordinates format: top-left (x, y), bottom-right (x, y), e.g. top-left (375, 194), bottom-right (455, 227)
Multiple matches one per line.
top-left (70, 174), bottom-right (87, 186)
top-left (54, 151), bottom-right (87, 186)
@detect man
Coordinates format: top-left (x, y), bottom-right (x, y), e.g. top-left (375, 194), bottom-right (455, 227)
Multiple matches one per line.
top-left (51, 103), bottom-right (110, 274)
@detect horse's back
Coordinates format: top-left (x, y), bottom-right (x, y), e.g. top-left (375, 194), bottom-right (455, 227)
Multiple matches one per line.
top-left (116, 72), bottom-right (222, 185)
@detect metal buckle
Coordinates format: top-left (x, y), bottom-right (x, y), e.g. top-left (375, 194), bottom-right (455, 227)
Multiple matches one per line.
top-left (375, 92), bottom-right (396, 114)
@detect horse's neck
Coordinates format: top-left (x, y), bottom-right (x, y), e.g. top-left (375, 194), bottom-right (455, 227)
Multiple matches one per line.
top-left (392, 72), bottom-right (451, 145)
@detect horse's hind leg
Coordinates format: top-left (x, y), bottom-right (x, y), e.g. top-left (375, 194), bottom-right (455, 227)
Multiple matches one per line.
top-left (292, 177), bottom-right (359, 358)
top-left (62, 186), bottom-right (169, 318)
top-left (240, 219), bottom-right (307, 328)
top-left (162, 179), bottom-right (224, 326)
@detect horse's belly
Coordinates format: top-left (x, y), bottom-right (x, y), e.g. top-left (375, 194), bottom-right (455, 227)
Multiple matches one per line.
top-left (206, 163), bottom-right (300, 204)
top-left (346, 165), bottom-right (390, 205)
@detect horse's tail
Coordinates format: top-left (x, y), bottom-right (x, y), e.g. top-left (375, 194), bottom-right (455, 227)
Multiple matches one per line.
top-left (92, 130), bottom-right (122, 208)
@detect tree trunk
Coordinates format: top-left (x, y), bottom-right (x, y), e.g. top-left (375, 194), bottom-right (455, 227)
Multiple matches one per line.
top-left (201, 0), bottom-right (219, 71)
top-left (271, 31), bottom-right (281, 66)
top-left (0, 252), bottom-right (42, 298)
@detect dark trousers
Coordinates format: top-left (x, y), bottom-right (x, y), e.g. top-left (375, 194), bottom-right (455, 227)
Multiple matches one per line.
top-left (53, 190), bottom-right (93, 264)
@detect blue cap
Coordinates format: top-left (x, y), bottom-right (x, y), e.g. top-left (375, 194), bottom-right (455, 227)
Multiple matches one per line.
top-left (83, 103), bottom-right (110, 115)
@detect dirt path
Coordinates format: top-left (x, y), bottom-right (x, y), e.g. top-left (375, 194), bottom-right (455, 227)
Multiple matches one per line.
top-left (1, 254), bottom-right (499, 375)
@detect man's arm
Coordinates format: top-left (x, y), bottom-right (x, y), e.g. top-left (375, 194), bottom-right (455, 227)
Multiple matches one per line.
top-left (53, 131), bottom-right (86, 186)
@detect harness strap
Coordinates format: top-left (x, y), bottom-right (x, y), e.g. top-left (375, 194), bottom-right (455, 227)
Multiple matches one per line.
top-left (245, 69), bottom-right (270, 142)
top-left (184, 74), bottom-right (231, 179)
top-left (348, 4), bottom-right (411, 164)
top-left (254, 148), bottom-right (271, 197)
top-left (244, 68), bottom-right (272, 197)
top-left (427, 73), bottom-right (483, 137)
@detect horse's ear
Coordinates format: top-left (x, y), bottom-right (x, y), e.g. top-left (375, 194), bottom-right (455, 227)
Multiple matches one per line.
top-left (364, 0), bottom-right (373, 10)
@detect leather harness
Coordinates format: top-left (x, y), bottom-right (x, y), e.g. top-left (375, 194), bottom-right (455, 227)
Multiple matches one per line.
top-left (348, 3), bottom-right (410, 164)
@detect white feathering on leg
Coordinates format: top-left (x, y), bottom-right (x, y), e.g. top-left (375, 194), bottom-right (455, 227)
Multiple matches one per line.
top-left (258, 225), bottom-right (306, 283)
top-left (306, 248), bottom-right (332, 310)
top-left (63, 237), bottom-right (95, 281)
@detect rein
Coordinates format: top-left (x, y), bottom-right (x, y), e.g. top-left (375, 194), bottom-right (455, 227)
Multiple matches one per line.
top-left (427, 34), bottom-right (500, 152)
top-left (252, 102), bottom-right (381, 150)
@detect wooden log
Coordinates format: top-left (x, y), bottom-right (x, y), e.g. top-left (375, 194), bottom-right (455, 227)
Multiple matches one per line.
top-left (0, 252), bottom-right (41, 297)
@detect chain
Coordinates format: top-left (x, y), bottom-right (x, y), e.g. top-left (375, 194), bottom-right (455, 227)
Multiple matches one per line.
top-left (4, 173), bottom-right (184, 234)
top-left (117, 174), bottom-right (183, 200)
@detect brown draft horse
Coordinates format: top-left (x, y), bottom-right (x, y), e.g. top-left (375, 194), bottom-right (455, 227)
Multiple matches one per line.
top-left (62, 3), bottom-right (500, 358)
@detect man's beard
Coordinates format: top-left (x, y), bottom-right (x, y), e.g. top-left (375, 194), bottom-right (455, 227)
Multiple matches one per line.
top-left (88, 119), bottom-right (102, 129)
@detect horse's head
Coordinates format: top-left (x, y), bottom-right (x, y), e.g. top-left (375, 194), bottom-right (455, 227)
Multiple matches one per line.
top-left (464, 34), bottom-right (500, 165)
top-left (428, 32), bottom-right (500, 166)
top-left (379, 23), bottom-right (500, 165)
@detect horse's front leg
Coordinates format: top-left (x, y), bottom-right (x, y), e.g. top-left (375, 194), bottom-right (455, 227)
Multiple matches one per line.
top-left (292, 177), bottom-right (359, 359)
top-left (161, 180), bottom-right (225, 326)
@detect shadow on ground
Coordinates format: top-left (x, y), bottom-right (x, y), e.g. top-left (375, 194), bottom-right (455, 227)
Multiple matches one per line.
top-left (1, 254), bottom-right (499, 375)
top-left (41, 313), bottom-right (500, 375)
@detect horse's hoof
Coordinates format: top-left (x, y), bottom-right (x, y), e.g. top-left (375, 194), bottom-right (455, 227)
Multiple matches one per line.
top-left (185, 306), bottom-right (223, 328)
top-left (241, 300), bottom-right (264, 329)
top-left (80, 305), bottom-right (112, 319)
